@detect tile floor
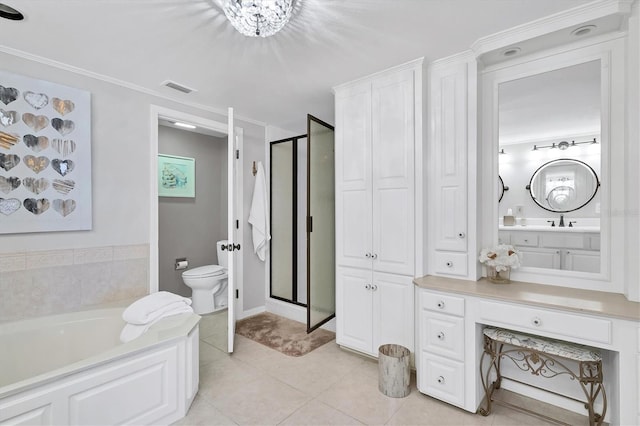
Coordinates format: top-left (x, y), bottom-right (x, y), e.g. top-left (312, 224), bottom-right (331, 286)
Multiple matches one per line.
top-left (175, 313), bottom-right (590, 426)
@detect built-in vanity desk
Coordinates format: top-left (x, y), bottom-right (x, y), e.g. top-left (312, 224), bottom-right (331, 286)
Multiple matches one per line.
top-left (413, 275), bottom-right (640, 425)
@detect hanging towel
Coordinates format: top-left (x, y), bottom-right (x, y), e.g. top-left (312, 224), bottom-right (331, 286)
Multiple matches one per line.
top-left (248, 161), bottom-right (270, 261)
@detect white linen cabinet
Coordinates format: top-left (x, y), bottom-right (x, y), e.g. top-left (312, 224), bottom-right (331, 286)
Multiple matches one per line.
top-left (334, 59), bottom-right (423, 357)
top-left (428, 53), bottom-right (477, 280)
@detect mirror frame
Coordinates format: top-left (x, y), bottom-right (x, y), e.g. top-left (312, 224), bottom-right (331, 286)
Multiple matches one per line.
top-left (498, 175), bottom-right (508, 203)
top-left (480, 37), bottom-right (626, 293)
top-left (527, 158), bottom-right (600, 213)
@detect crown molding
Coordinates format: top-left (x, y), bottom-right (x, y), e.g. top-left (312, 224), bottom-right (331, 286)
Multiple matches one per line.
top-left (470, 0), bottom-right (633, 58)
top-left (429, 50), bottom-right (476, 69)
top-left (0, 45), bottom-right (267, 128)
top-left (332, 57), bottom-right (424, 93)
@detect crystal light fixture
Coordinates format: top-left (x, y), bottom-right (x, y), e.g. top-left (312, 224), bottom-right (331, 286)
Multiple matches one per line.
top-left (223, 0), bottom-right (294, 38)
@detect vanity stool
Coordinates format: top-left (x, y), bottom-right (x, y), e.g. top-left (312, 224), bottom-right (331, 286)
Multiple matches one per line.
top-left (478, 327), bottom-right (606, 426)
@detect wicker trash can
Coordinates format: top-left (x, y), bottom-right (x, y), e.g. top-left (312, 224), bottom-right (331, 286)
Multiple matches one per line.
top-left (378, 344), bottom-right (410, 398)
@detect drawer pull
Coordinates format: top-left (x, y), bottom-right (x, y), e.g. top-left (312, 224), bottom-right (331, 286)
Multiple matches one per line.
top-left (458, 232), bottom-right (465, 238)
top-left (436, 301), bottom-right (445, 309)
top-left (365, 284), bottom-right (371, 290)
top-left (371, 284), bottom-right (378, 291)
top-left (532, 317), bottom-right (542, 327)
top-left (446, 261), bottom-right (453, 267)
top-left (365, 252), bottom-right (371, 258)
top-left (437, 332), bottom-right (445, 340)
top-left (437, 376), bottom-right (445, 384)
top-left (372, 253), bottom-right (378, 259)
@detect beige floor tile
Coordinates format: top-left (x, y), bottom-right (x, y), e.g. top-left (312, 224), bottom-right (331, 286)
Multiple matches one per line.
top-left (210, 374), bottom-right (311, 425)
top-left (197, 354), bottom-right (262, 401)
top-left (203, 330), bottom-right (230, 353)
top-left (279, 399), bottom-right (364, 425)
top-left (387, 391), bottom-right (491, 426)
top-left (317, 370), bottom-right (407, 425)
top-left (200, 340), bottom-right (229, 367)
top-left (175, 395), bottom-right (237, 426)
top-left (199, 310), bottom-right (229, 339)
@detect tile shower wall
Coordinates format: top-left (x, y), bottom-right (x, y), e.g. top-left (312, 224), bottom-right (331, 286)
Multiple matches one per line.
top-left (0, 244), bottom-right (149, 322)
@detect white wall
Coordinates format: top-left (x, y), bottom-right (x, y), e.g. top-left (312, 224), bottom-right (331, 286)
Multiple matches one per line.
top-left (499, 135), bottom-right (601, 220)
top-left (0, 51), bottom-right (267, 315)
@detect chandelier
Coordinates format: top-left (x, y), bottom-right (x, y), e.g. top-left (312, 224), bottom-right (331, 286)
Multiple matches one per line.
top-left (223, 0), bottom-right (294, 38)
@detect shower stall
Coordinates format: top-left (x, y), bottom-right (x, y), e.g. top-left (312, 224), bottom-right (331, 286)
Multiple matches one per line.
top-left (270, 115), bottom-right (335, 332)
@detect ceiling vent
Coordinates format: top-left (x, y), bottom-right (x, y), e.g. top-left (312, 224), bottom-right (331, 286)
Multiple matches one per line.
top-left (161, 80), bottom-right (196, 94)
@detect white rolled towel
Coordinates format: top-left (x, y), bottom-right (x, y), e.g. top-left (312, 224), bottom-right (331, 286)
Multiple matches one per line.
top-left (119, 304), bottom-right (193, 343)
top-left (122, 291), bottom-right (191, 325)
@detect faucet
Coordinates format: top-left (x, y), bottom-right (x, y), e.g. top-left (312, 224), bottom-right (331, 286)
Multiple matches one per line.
top-left (559, 214), bottom-right (565, 227)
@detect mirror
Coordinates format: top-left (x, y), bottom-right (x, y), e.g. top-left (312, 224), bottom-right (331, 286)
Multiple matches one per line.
top-left (528, 159), bottom-right (599, 212)
top-left (497, 60), bottom-right (602, 273)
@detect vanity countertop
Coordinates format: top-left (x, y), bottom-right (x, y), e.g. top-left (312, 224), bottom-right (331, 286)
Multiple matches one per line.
top-left (413, 275), bottom-right (640, 321)
top-left (498, 225), bottom-right (600, 233)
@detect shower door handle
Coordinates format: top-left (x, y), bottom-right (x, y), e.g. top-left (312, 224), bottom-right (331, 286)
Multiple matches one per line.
top-left (222, 244), bottom-right (241, 251)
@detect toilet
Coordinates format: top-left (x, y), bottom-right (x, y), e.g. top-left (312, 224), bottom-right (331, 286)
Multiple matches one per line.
top-left (182, 240), bottom-right (229, 315)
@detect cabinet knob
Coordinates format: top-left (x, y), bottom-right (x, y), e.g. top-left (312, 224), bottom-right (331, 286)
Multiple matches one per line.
top-left (365, 253), bottom-right (371, 258)
top-left (365, 284), bottom-right (371, 290)
top-left (437, 332), bottom-right (445, 340)
top-left (446, 261), bottom-right (453, 267)
top-left (436, 301), bottom-right (445, 309)
top-left (372, 284), bottom-right (378, 291)
top-left (437, 376), bottom-right (445, 384)
top-left (372, 253), bottom-right (378, 259)
top-left (532, 317), bottom-right (542, 327)
top-left (458, 232), bottom-right (465, 238)
top-left (524, 239), bottom-right (529, 243)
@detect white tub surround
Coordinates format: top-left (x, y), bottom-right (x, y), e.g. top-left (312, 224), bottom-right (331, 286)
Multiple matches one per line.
top-left (0, 307), bottom-right (200, 426)
top-left (413, 275), bottom-right (640, 425)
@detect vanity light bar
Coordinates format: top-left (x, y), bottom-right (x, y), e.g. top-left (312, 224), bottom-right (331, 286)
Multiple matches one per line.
top-left (532, 138), bottom-right (597, 151)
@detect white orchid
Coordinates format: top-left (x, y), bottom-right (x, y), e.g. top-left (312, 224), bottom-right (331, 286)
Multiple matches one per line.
top-left (478, 244), bottom-right (521, 271)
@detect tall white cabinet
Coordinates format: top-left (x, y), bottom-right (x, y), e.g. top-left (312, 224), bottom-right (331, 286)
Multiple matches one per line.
top-left (428, 53), bottom-right (478, 280)
top-left (334, 59), bottom-right (423, 357)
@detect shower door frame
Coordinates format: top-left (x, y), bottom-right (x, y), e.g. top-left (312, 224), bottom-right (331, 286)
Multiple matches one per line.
top-left (269, 134), bottom-right (307, 307)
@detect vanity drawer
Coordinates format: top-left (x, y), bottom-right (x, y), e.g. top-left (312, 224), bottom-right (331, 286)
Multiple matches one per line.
top-left (433, 252), bottom-right (468, 276)
top-left (419, 352), bottom-right (464, 407)
top-left (498, 231), bottom-right (511, 245)
top-left (420, 311), bottom-right (464, 360)
top-left (511, 233), bottom-right (538, 247)
top-left (478, 300), bottom-right (611, 345)
top-left (420, 290), bottom-right (465, 317)
top-left (541, 233), bottom-right (585, 249)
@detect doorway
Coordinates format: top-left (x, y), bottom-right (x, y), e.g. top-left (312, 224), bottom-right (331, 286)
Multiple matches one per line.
top-left (150, 106), bottom-right (243, 353)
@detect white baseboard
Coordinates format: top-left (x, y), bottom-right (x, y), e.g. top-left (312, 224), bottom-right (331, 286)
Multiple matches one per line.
top-left (265, 298), bottom-right (336, 332)
top-left (237, 305), bottom-right (266, 320)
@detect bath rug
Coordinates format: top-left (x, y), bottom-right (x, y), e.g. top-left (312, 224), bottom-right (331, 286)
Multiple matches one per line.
top-left (235, 312), bottom-right (335, 357)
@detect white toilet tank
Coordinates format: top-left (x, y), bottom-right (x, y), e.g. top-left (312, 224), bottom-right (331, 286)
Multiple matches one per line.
top-left (216, 240), bottom-right (229, 268)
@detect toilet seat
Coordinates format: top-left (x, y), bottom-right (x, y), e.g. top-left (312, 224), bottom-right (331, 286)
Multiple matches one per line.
top-left (182, 265), bottom-right (226, 278)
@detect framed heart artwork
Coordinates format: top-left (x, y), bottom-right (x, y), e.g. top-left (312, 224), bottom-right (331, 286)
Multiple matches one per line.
top-left (0, 70), bottom-right (91, 234)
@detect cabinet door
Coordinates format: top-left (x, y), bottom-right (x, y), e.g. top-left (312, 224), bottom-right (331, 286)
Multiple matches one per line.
top-left (335, 82), bottom-right (373, 270)
top-left (336, 267), bottom-right (373, 354)
top-left (518, 247), bottom-right (561, 269)
top-left (372, 272), bottom-right (414, 353)
top-left (563, 249), bottom-right (600, 273)
top-left (371, 70), bottom-right (415, 275)
top-left (431, 62), bottom-right (467, 252)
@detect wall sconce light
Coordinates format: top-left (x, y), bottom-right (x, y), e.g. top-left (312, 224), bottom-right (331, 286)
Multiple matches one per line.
top-left (532, 138), bottom-right (597, 151)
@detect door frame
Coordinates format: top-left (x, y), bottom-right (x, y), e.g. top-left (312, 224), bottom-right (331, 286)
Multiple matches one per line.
top-left (149, 105), bottom-right (244, 314)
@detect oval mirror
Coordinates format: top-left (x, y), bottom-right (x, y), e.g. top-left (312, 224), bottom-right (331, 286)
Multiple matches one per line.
top-left (498, 175), bottom-right (508, 202)
top-left (528, 159), bottom-right (599, 213)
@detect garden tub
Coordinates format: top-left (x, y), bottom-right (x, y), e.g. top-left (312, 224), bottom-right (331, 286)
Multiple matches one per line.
top-left (0, 307), bottom-right (200, 425)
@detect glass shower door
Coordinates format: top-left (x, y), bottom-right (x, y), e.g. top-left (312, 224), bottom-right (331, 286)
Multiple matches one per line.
top-left (307, 115), bottom-right (336, 332)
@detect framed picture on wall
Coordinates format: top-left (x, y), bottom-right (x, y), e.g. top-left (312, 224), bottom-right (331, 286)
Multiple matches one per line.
top-left (158, 154), bottom-right (195, 197)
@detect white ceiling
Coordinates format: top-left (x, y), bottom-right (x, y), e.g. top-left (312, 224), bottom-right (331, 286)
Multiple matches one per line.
top-left (0, 0), bottom-right (593, 133)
